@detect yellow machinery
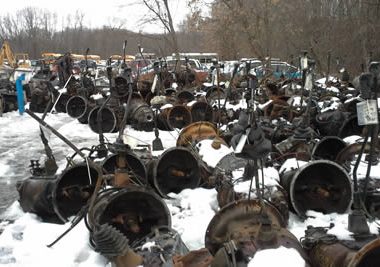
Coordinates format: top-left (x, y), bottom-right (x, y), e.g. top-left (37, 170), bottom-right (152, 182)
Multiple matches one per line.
top-left (71, 54), bottom-right (85, 61)
top-left (0, 41), bottom-right (31, 69)
top-left (15, 53), bottom-right (31, 68)
top-left (87, 54), bottom-right (101, 63)
top-left (124, 54), bottom-right (135, 62)
top-left (0, 40), bottom-right (17, 68)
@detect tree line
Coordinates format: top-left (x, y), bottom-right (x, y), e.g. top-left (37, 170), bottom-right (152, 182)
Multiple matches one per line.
top-left (0, 7), bottom-right (206, 61)
top-left (2, 1), bottom-right (380, 76)
top-left (187, 0), bottom-right (380, 75)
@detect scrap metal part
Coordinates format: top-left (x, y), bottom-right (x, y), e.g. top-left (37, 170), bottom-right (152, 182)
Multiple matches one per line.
top-left (66, 95), bottom-right (90, 119)
top-left (315, 110), bottom-right (347, 137)
top-left (157, 105), bottom-right (192, 131)
top-left (359, 178), bottom-right (380, 219)
top-left (0, 92), bottom-right (17, 113)
top-left (176, 90), bottom-right (195, 104)
top-left (188, 101), bottom-right (214, 123)
top-left (147, 147), bottom-right (201, 197)
top-left (52, 164), bottom-right (98, 221)
top-left (16, 177), bottom-right (57, 221)
top-left (280, 160), bottom-right (353, 217)
top-left (16, 163), bottom-right (98, 223)
top-left (205, 200), bottom-right (308, 266)
top-left (176, 121), bottom-right (222, 147)
top-left (338, 115), bottom-right (365, 138)
top-left (102, 152), bottom-right (148, 186)
top-left (205, 199), bottom-right (287, 255)
top-left (88, 106), bottom-right (118, 133)
top-left (173, 248), bottom-right (213, 267)
top-left (126, 93), bottom-right (154, 131)
top-left (335, 142), bottom-right (373, 166)
top-left (88, 186), bottom-right (171, 244)
top-left (205, 86), bottom-right (226, 106)
top-left (213, 152), bottom-right (247, 177)
top-left (302, 225), bottom-right (380, 267)
top-left (311, 136), bottom-right (347, 162)
top-left (132, 226), bottom-right (189, 266)
top-left (215, 175), bottom-right (289, 223)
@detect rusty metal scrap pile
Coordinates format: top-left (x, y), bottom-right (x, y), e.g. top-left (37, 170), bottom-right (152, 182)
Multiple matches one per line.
top-left (7, 50), bottom-right (380, 267)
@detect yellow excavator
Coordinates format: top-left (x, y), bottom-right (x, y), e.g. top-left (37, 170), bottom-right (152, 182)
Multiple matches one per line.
top-left (0, 40), bottom-right (17, 68)
top-left (0, 40), bottom-right (31, 69)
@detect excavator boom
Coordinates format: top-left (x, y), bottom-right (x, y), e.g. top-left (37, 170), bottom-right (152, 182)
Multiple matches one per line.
top-left (0, 41), bottom-right (17, 68)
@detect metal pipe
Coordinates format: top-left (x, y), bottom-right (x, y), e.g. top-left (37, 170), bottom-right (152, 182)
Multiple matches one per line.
top-left (25, 109), bottom-right (87, 159)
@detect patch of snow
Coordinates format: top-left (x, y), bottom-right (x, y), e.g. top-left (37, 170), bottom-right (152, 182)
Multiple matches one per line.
top-left (248, 246), bottom-right (305, 267)
top-left (326, 86), bottom-right (340, 93)
top-left (196, 139), bottom-right (233, 168)
top-left (343, 135), bottom-right (363, 144)
top-left (186, 100), bottom-right (197, 107)
top-left (316, 76), bottom-right (338, 84)
top-left (279, 158), bottom-right (308, 174)
top-left (165, 188), bottom-right (218, 250)
top-left (257, 100), bottom-right (273, 110)
top-left (1, 111), bottom-right (380, 266)
top-left (160, 103), bottom-right (173, 110)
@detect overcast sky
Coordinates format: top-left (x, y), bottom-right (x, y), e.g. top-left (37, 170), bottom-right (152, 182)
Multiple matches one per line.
top-left (0, 0), bottom-right (201, 33)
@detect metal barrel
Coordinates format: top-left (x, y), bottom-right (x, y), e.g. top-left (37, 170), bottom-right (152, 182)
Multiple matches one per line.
top-left (156, 108), bottom-right (171, 131)
top-left (205, 199), bottom-right (308, 266)
top-left (16, 163), bottom-right (98, 223)
top-left (148, 147), bottom-right (201, 197)
top-left (280, 160), bottom-right (353, 217)
top-left (54, 94), bottom-right (71, 113)
top-left (88, 186), bottom-right (171, 244)
top-left (157, 105), bottom-right (192, 131)
top-left (308, 237), bottom-right (380, 267)
top-left (312, 136), bottom-right (347, 162)
top-left (66, 95), bottom-right (89, 119)
top-left (102, 152), bottom-right (148, 185)
top-left (189, 101), bottom-right (214, 123)
top-left (167, 105), bottom-right (193, 130)
top-left (88, 106), bottom-right (118, 133)
top-left (52, 163), bottom-right (99, 222)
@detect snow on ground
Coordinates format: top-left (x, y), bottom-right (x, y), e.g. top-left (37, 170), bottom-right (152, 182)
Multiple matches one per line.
top-left (316, 76), bottom-right (338, 85)
top-left (166, 188), bottom-right (218, 250)
top-left (196, 139), bottom-right (232, 168)
top-left (0, 111), bottom-right (380, 266)
top-left (0, 205), bottom-right (107, 266)
top-left (248, 247), bottom-right (305, 267)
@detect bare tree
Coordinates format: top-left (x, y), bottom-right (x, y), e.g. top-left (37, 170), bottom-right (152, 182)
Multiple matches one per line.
top-left (141, 0), bottom-right (180, 60)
